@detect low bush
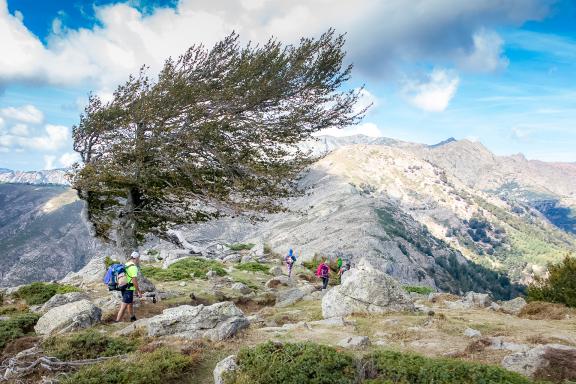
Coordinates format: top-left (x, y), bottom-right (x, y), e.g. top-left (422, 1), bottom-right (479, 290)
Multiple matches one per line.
top-left (233, 277), bottom-right (260, 291)
top-left (14, 282), bottom-right (81, 305)
top-left (228, 243), bottom-right (255, 251)
top-left (140, 257), bottom-right (227, 281)
top-left (0, 312), bottom-right (41, 349)
top-left (533, 346), bottom-right (576, 383)
top-left (235, 262), bottom-right (270, 274)
top-left (59, 348), bottom-right (197, 384)
top-left (104, 256), bottom-right (122, 269)
top-left (225, 342), bottom-right (356, 384)
top-left (42, 330), bottom-right (137, 361)
top-left (403, 286), bottom-right (434, 295)
top-left (527, 254), bottom-right (576, 307)
top-left (364, 350), bottom-right (533, 384)
top-left (518, 301), bottom-right (573, 320)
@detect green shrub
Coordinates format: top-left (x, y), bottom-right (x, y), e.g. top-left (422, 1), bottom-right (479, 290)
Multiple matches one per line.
top-left (225, 342), bottom-right (356, 384)
top-left (0, 312), bottom-right (40, 349)
top-left (234, 278), bottom-right (260, 291)
top-left (403, 286), bottom-right (434, 295)
top-left (43, 330), bottom-right (137, 361)
top-left (228, 243), bottom-right (255, 251)
top-left (59, 348), bottom-right (196, 384)
top-left (14, 282), bottom-right (81, 305)
top-left (140, 257), bottom-right (227, 281)
top-left (527, 254), bottom-right (576, 307)
top-left (105, 256), bottom-right (121, 269)
top-left (364, 350), bottom-right (533, 384)
top-left (235, 262), bottom-right (270, 274)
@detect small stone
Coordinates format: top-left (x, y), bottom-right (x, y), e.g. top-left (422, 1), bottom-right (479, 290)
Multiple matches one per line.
top-left (179, 282), bottom-right (187, 287)
top-left (464, 328), bottom-right (482, 338)
top-left (338, 336), bottom-right (370, 349)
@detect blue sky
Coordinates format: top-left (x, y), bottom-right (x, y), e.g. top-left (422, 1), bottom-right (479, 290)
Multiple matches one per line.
top-left (0, 0), bottom-right (575, 170)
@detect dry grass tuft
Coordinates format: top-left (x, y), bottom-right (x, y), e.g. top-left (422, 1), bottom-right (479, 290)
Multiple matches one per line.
top-left (534, 347), bottom-right (576, 383)
top-left (464, 337), bottom-right (492, 354)
top-left (525, 334), bottom-right (575, 347)
top-left (518, 301), bottom-right (573, 320)
top-left (429, 293), bottom-right (460, 303)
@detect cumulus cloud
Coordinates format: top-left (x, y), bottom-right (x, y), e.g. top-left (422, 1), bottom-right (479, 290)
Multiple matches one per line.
top-left (0, 104), bottom-right (44, 124)
top-left (402, 68), bottom-right (460, 112)
top-left (0, 124), bottom-right (69, 151)
top-left (43, 155), bottom-right (56, 170)
top-left (10, 123), bottom-right (29, 136)
top-left (457, 29), bottom-right (509, 72)
top-left (0, 0), bottom-right (551, 92)
top-left (59, 152), bottom-right (80, 167)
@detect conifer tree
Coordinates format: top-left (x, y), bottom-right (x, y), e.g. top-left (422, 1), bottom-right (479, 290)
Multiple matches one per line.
top-left (71, 30), bottom-right (366, 257)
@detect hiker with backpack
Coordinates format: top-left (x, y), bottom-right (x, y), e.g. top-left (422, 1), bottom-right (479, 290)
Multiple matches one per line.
top-left (338, 259), bottom-right (351, 280)
top-left (316, 257), bottom-right (330, 290)
top-left (285, 248), bottom-right (297, 277)
top-left (106, 251), bottom-right (142, 322)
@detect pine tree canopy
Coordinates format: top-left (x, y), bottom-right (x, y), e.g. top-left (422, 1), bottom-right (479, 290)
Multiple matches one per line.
top-left (71, 29), bottom-right (367, 255)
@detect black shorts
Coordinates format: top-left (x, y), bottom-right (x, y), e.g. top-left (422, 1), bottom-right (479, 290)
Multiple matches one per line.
top-left (121, 289), bottom-right (134, 304)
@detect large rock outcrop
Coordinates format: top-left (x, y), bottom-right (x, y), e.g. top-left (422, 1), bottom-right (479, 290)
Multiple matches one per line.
top-left (34, 299), bottom-right (102, 335)
top-left (38, 292), bottom-right (91, 314)
top-left (146, 302), bottom-right (249, 341)
top-left (322, 259), bottom-right (414, 318)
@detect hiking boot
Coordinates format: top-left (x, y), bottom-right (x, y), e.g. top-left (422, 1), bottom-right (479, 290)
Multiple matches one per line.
top-left (130, 316), bottom-right (137, 322)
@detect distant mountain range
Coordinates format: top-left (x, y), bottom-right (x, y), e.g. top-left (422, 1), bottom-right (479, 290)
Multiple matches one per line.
top-left (0, 168), bottom-right (69, 185)
top-left (1, 136), bottom-right (575, 294)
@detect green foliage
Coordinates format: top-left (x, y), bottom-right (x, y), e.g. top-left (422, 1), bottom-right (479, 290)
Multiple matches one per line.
top-left (364, 350), bottom-right (533, 384)
top-left (42, 330), bottom-right (137, 361)
top-left (228, 243), bottom-right (255, 251)
top-left (233, 278), bottom-right (260, 291)
top-left (0, 312), bottom-right (40, 349)
top-left (235, 262), bottom-right (269, 274)
top-left (140, 257), bottom-right (227, 281)
top-left (59, 348), bottom-right (196, 384)
top-left (474, 197), bottom-right (576, 279)
top-left (14, 282), bottom-right (81, 305)
top-left (527, 254), bottom-right (576, 307)
top-left (105, 256), bottom-right (121, 269)
top-left (403, 286), bottom-right (434, 295)
top-left (433, 253), bottom-right (524, 300)
top-left (225, 342), bottom-right (356, 384)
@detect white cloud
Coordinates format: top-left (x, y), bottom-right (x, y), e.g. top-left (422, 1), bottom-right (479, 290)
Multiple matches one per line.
top-left (59, 152), bottom-right (80, 167)
top-left (0, 104), bottom-right (44, 124)
top-left (402, 68), bottom-right (460, 112)
top-left (43, 155), bottom-right (56, 170)
top-left (27, 125), bottom-right (69, 150)
top-left (0, 124), bottom-right (69, 151)
top-left (457, 29), bottom-right (508, 72)
top-left (354, 88), bottom-right (380, 116)
top-left (10, 123), bottom-right (29, 136)
top-left (0, 0), bottom-right (551, 92)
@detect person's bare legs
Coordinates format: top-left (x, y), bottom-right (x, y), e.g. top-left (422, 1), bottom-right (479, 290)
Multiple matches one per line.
top-left (128, 303), bottom-right (134, 318)
top-left (116, 303), bottom-right (128, 321)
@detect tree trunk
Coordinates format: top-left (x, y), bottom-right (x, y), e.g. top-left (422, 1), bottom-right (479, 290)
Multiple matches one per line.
top-left (116, 187), bottom-right (139, 260)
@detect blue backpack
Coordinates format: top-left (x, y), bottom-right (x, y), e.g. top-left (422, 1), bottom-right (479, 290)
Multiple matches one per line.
top-left (103, 263), bottom-right (128, 291)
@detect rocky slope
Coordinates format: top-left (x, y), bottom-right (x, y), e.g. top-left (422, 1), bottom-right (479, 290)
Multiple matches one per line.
top-left (0, 184), bottom-right (104, 286)
top-left (170, 137), bottom-right (576, 292)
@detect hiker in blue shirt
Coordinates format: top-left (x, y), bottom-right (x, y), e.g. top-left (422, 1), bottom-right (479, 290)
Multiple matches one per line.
top-left (285, 248), bottom-right (297, 277)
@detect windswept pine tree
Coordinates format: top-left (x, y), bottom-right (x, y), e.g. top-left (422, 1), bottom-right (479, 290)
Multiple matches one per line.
top-left (71, 30), bottom-right (367, 257)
